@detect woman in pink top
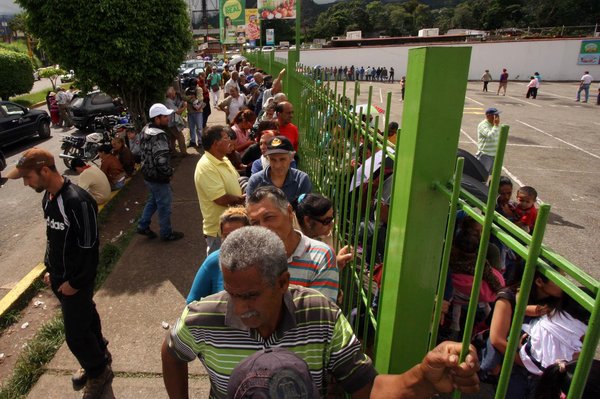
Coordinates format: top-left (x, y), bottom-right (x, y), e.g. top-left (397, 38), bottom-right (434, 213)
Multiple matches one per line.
top-left (230, 109), bottom-right (256, 153)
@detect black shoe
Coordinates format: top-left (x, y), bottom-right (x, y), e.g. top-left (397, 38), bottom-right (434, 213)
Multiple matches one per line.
top-left (188, 142), bottom-right (196, 148)
top-left (161, 231), bottom-right (184, 241)
top-left (137, 227), bottom-right (157, 239)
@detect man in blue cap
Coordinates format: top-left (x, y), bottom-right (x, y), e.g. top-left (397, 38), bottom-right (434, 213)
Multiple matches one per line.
top-left (476, 107), bottom-right (501, 174)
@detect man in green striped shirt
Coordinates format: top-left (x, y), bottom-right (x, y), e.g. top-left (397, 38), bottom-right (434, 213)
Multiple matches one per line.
top-left (476, 107), bottom-right (502, 174)
top-left (161, 226), bottom-right (480, 398)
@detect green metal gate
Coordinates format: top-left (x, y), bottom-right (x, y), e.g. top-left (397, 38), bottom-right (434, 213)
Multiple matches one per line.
top-left (245, 47), bottom-right (600, 398)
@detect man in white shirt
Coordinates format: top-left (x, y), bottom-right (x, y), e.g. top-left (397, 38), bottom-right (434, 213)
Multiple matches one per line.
top-left (576, 71), bottom-right (593, 103)
top-left (72, 158), bottom-right (111, 205)
top-left (217, 86), bottom-right (246, 124)
top-left (224, 71), bottom-right (240, 99)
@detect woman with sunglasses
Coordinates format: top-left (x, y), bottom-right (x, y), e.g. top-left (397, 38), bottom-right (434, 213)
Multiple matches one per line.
top-left (292, 193), bottom-right (353, 270)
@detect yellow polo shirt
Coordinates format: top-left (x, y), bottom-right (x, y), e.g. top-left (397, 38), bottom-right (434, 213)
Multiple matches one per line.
top-left (194, 152), bottom-right (242, 237)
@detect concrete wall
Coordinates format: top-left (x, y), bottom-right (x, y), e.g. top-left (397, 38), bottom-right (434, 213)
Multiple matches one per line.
top-left (275, 38), bottom-right (600, 81)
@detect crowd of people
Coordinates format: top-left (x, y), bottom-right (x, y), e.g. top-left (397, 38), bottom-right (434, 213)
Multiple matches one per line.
top-left (5, 56), bottom-right (598, 399)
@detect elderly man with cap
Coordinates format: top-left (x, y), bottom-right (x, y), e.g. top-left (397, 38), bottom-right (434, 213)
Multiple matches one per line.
top-left (6, 149), bottom-right (113, 398)
top-left (161, 226), bottom-right (481, 399)
top-left (137, 103), bottom-right (184, 241)
top-left (245, 135), bottom-right (311, 203)
top-left (476, 107), bottom-right (502, 174)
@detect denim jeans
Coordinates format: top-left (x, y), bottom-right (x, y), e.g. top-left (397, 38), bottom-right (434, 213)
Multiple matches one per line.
top-left (188, 111), bottom-right (203, 145)
top-left (138, 180), bottom-right (172, 238)
top-left (577, 83), bottom-right (590, 102)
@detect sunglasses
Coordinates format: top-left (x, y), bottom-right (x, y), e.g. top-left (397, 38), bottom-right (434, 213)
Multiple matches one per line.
top-left (311, 214), bottom-right (335, 226)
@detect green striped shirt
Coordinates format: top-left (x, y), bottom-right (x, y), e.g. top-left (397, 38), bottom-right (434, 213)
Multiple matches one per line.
top-left (477, 119), bottom-right (501, 156)
top-left (167, 286), bottom-right (377, 398)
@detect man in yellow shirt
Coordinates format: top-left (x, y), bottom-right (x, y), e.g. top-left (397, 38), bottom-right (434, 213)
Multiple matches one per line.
top-left (194, 125), bottom-right (245, 255)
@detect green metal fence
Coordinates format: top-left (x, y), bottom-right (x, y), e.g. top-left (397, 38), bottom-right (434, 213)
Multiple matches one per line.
top-left (245, 47), bottom-right (600, 398)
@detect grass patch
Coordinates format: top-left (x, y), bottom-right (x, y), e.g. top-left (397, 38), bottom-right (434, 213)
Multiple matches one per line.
top-left (0, 315), bottom-right (64, 399)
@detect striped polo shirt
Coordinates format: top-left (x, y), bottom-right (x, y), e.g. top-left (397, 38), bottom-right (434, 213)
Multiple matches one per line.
top-left (167, 286), bottom-right (377, 399)
top-left (288, 231), bottom-right (338, 302)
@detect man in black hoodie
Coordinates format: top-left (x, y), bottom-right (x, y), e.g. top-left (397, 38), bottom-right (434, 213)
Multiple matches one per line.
top-left (137, 103), bottom-right (184, 241)
top-left (6, 148), bottom-right (112, 398)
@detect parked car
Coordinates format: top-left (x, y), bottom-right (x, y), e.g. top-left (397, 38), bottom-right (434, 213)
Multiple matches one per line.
top-left (0, 101), bottom-right (51, 148)
top-left (179, 66), bottom-right (205, 90)
top-left (261, 46), bottom-right (274, 52)
top-left (60, 69), bottom-right (75, 83)
top-left (178, 59), bottom-right (205, 75)
top-left (69, 91), bottom-right (124, 132)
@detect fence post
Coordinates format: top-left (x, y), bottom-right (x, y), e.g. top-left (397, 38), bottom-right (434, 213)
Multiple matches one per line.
top-left (374, 47), bottom-right (472, 373)
top-left (287, 51), bottom-right (300, 106)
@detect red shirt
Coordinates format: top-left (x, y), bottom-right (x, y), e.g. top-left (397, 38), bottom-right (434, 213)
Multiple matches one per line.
top-left (278, 122), bottom-right (299, 151)
top-left (515, 206), bottom-right (538, 233)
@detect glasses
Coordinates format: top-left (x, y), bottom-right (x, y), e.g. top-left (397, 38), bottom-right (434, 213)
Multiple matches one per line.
top-left (311, 215), bottom-right (335, 226)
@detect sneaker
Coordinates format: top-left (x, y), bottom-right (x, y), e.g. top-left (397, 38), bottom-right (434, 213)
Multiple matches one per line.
top-left (72, 348), bottom-right (113, 391)
top-left (137, 227), bottom-right (157, 239)
top-left (82, 365), bottom-right (114, 399)
top-left (161, 231), bottom-right (184, 241)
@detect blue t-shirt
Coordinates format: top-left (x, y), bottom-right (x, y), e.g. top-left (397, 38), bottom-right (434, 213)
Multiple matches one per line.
top-left (186, 250), bottom-right (223, 304)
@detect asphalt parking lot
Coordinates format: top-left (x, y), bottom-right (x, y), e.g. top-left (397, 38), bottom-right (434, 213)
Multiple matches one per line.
top-left (339, 80), bottom-right (600, 279)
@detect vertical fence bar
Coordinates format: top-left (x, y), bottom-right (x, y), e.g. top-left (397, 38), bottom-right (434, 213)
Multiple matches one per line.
top-left (494, 204), bottom-right (551, 399)
top-left (374, 47), bottom-right (472, 373)
top-left (429, 157), bottom-right (464, 350)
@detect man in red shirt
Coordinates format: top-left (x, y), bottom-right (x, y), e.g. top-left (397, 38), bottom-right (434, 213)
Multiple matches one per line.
top-left (276, 101), bottom-right (298, 151)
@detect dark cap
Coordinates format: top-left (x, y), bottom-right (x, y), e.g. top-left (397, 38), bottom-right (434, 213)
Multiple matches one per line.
top-left (485, 107), bottom-right (501, 116)
top-left (265, 136), bottom-right (294, 155)
top-left (227, 348), bottom-right (319, 399)
top-left (6, 148), bottom-right (55, 179)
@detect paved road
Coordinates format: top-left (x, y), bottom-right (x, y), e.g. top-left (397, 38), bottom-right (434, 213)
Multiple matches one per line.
top-left (335, 80), bottom-right (600, 279)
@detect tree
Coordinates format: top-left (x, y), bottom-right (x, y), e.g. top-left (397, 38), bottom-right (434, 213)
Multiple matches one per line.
top-left (0, 49), bottom-right (34, 100)
top-left (7, 12), bottom-right (28, 38)
top-left (16, 0), bottom-right (193, 126)
top-left (39, 67), bottom-right (66, 91)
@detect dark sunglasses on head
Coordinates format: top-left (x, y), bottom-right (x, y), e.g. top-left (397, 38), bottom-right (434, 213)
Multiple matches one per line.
top-left (312, 214), bottom-right (335, 226)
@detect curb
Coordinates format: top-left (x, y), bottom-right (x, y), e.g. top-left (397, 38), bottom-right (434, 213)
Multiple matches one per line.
top-left (0, 180), bottom-right (126, 320)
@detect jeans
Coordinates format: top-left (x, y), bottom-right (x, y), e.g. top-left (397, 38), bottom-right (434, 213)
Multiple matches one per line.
top-left (188, 111), bottom-right (203, 145)
top-left (507, 364), bottom-right (540, 399)
top-left (577, 83), bottom-right (590, 102)
top-left (51, 280), bottom-right (108, 378)
top-left (138, 180), bottom-right (173, 238)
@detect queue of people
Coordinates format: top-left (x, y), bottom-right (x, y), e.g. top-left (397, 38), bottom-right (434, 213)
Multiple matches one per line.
top-left (5, 57), bottom-right (597, 399)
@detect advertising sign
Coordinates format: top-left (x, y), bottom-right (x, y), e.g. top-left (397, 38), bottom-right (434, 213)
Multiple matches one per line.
top-left (245, 9), bottom-right (260, 41)
top-left (578, 40), bottom-right (600, 65)
top-left (266, 28), bottom-right (275, 46)
top-left (220, 0), bottom-right (246, 45)
top-left (257, 0), bottom-right (296, 20)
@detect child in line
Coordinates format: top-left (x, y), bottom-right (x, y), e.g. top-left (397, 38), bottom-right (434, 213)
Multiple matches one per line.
top-left (500, 185), bottom-right (539, 234)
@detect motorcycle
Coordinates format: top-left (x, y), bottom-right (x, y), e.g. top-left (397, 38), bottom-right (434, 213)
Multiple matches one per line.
top-left (59, 115), bottom-right (122, 169)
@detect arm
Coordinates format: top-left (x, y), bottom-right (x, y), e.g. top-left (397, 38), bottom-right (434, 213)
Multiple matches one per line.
top-left (369, 342), bottom-right (479, 399)
top-left (489, 298), bottom-right (512, 355)
top-left (213, 193), bottom-right (245, 207)
top-left (272, 68), bottom-right (286, 94)
top-left (161, 338), bottom-right (190, 399)
top-left (186, 252), bottom-right (219, 303)
top-left (217, 96), bottom-right (231, 112)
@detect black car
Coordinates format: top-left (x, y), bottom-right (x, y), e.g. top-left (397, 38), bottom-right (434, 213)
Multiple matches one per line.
top-left (0, 101), bottom-right (51, 148)
top-left (69, 91), bottom-right (123, 131)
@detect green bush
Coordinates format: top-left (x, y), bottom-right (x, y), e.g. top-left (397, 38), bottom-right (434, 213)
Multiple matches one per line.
top-left (0, 49), bottom-right (34, 100)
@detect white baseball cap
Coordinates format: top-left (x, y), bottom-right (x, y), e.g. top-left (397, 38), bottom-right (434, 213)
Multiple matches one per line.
top-left (149, 103), bottom-right (174, 118)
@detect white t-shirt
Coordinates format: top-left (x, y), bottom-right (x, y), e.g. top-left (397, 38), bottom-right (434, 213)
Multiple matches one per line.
top-left (226, 94), bottom-right (247, 122)
top-left (581, 74), bottom-right (593, 85)
top-left (78, 165), bottom-right (111, 205)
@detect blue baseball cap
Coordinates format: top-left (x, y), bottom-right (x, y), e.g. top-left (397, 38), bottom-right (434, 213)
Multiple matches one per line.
top-left (485, 107), bottom-right (501, 115)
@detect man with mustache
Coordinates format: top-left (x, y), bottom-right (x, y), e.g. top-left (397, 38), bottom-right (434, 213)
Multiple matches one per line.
top-left (161, 226), bottom-right (480, 399)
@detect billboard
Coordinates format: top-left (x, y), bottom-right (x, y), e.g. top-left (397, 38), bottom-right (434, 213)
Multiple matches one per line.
top-left (578, 40), bottom-right (600, 65)
top-left (220, 0), bottom-right (246, 45)
top-left (245, 8), bottom-right (260, 45)
top-left (257, 0), bottom-right (296, 20)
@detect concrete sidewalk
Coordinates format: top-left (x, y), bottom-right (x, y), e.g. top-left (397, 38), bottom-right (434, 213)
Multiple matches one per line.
top-left (28, 110), bottom-right (228, 398)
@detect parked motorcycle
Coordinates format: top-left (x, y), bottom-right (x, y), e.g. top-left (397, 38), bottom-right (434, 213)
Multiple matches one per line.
top-left (59, 115), bottom-right (123, 169)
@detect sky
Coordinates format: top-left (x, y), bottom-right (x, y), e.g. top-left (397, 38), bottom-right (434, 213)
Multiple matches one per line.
top-left (0, 0), bottom-right (20, 15)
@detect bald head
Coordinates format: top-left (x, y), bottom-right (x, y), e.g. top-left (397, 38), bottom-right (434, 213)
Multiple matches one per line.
top-left (277, 101), bottom-right (294, 125)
